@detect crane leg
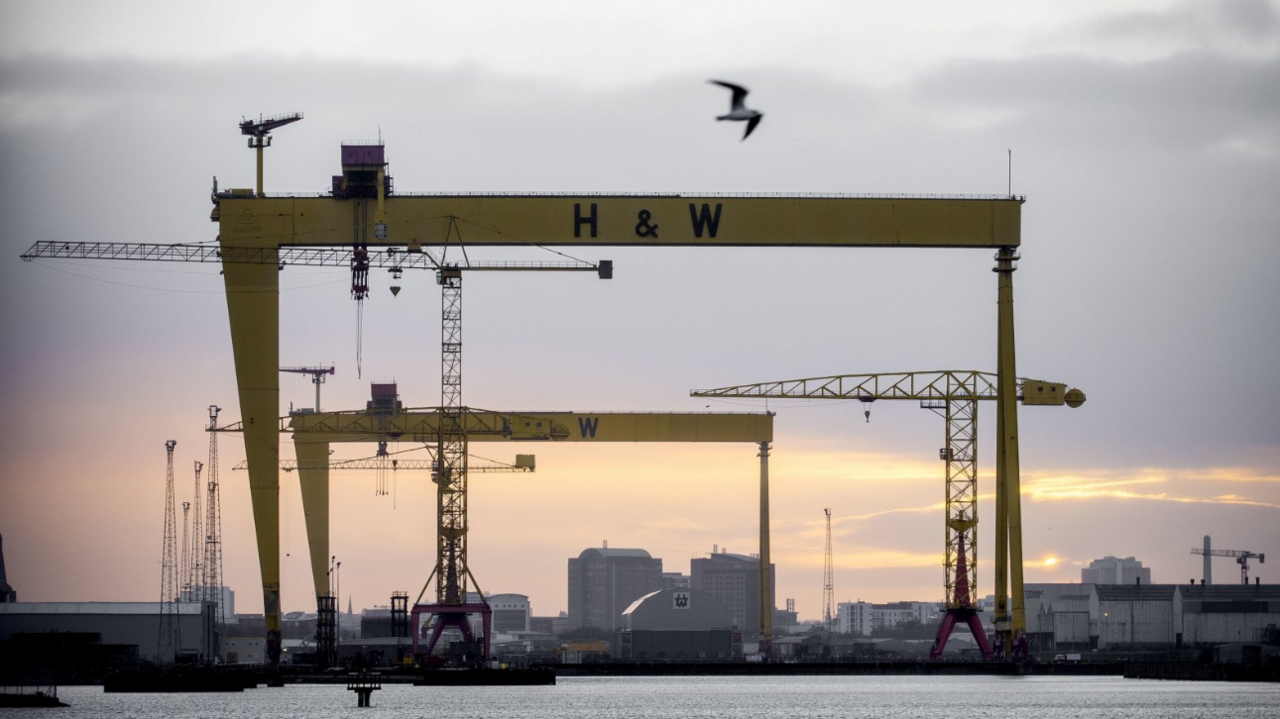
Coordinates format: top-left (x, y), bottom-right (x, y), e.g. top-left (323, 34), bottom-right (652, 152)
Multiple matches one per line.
top-left (995, 246), bottom-right (1025, 658)
top-left (296, 439), bottom-right (332, 599)
top-left (222, 245), bottom-right (282, 665)
top-left (758, 441), bottom-right (772, 659)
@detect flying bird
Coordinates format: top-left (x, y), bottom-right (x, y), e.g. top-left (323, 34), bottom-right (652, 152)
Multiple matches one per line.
top-left (709, 80), bottom-right (763, 141)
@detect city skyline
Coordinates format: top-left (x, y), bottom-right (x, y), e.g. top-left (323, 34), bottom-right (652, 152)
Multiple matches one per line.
top-left (1, 1), bottom-right (1277, 621)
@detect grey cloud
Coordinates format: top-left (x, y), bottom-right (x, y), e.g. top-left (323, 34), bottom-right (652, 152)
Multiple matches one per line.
top-left (908, 52), bottom-right (1280, 154)
top-left (1091, 0), bottom-right (1280, 49)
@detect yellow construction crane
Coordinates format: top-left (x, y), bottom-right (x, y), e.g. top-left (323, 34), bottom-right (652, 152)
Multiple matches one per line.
top-left (692, 370), bottom-right (1085, 659)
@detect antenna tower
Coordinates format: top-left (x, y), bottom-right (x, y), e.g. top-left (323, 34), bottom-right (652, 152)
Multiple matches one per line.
top-left (203, 406), bottom-right (225, 659)
top-left (159, 439), bottom-right (180, 662)
top-left (189, 460), bottom-right (204, 601)
top-left (823, 508), bottom-right (835, 632)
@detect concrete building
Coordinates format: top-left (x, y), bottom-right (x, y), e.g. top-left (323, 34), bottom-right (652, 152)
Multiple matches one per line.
top-left (836, 601), bottom-right (938, 636)
top-left (616, 588), bottom-right (737, 660)
top-left (690, 549), bottom-right (775, 636)
top-left (1082, 556), bottom-right (1151, 585)
top-left (568, 547), bottom-right (663, 632)
top-left (0, 602), bottom-right (213, 664)
top-left (662, 572), bottom-right (691, 590)
top-left (488, 593), bottom-right (532, 634)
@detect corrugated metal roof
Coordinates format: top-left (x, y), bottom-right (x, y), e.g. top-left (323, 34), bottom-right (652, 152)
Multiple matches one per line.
top-left (1094, 584), bottom-right (1177, 602)
top-left (0, 601), bottom-right (203, 615)
top-left (1179, 585), bottom-right (1280, 600)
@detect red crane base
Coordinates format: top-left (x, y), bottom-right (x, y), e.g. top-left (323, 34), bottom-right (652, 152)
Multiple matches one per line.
top-left (411, 603), bottom-right (492, 663)
top-left (930, 607), bottom-right (993, 659)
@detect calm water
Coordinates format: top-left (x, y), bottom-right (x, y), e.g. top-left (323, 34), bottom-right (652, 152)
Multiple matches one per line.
top-left (11, 676), bottom-right (1279, 718)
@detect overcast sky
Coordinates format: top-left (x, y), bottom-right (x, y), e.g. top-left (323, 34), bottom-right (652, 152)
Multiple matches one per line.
top-left (1, 0), bottom-right (1277, 620)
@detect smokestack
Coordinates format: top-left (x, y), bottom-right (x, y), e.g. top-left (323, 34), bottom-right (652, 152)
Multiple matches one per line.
top-left (1204, 535), bottom-right (1212, 585)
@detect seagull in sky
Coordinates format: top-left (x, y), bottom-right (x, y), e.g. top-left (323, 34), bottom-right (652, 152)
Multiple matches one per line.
top-left (709, 80), bottom-right (763, 141)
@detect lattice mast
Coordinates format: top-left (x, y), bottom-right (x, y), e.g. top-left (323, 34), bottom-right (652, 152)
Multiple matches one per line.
top-left (180, 500), bottom-right (191, 600)
top-left (203, 405), bottom-right (225, 657)
top-left (158, 439), bottom-right (180, 662)
top-left (822, 508), bottom-right (835, 632)
top-left (189, 461), bottom-right (204, 600)
top-left (437, 263), bottom-right (468, 605)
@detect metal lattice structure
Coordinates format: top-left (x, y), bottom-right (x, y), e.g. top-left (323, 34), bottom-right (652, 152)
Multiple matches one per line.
top-left (922, 396), bottom-right (980, 611)
top-left (203, 405), bottom-right (224, 659)
top-left (437, 266), bottom-right (467, 605)
top-left (232, 455), bottom-right (534, 473)
top-left (188, 461), bottom-right (204, 601)
top-left (158, 439), bottom-right (179, 662)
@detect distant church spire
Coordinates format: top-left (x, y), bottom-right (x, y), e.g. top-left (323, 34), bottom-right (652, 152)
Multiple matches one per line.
top-left (0, 533), bottom-right (17, 602)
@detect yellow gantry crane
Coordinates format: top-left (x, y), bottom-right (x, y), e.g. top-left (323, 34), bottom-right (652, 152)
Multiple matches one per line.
top-left (692, 370), bottom-right (1085, 658)
top-left (22, 116), bottom-right (1045, 664)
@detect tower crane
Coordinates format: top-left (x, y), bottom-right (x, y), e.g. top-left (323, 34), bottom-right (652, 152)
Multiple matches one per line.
top-left (1192, 547), bottom-right (1266, 585)
top-left (280, 365), bottom-right (335, 413)
top-left (24, 234), bottom-right (608, 664)
top-left (239, 112), bottom-right (303, 197)
top-left (692, 370), bottom-right (1085, 659)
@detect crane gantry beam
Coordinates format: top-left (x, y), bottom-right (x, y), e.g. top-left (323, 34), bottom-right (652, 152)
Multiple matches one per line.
top-left (693, 370), bottom-right (1084, 659)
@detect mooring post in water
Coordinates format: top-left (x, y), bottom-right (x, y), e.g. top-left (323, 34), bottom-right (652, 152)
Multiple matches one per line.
top-left (347, 672), bottom-right (381, 707)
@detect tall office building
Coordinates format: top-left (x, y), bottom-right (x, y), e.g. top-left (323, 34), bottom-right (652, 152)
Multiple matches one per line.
top-left (690, 548), bottom-right (775, 635)
top-left (568, 547), bottom-right (663, 632)
top-left (1081, 556), bottom-right (1151, 585)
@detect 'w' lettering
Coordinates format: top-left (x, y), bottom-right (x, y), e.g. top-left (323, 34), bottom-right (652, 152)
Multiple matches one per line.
top-left (577, 416), bottom-right (600, 438)
top-left (689, 203), bottom-right (723, 239)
